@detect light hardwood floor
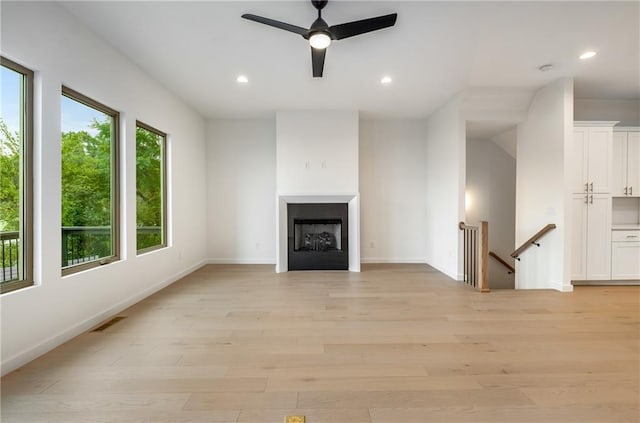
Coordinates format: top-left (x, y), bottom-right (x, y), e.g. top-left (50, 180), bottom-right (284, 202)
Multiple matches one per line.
top-left (1, 264), bottom-right (638, 422)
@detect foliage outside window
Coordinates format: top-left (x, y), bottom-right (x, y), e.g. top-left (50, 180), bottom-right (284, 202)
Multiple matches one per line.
top-left (0, 57), bottom-right (33, 294)
top-left (136, 122), bottom-right (167, 253)
top-left (61, 87), bottom-right (119, 274)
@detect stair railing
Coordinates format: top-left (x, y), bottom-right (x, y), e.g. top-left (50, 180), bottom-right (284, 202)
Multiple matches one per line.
top-left (510, 224), bottom-right (556, 260)
top-left (489, 251), bottom-right (515, 274)
top-left (458, 221), bottom-right (490, 293)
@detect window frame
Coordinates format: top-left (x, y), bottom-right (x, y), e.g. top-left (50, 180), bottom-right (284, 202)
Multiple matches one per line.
top-left (135, 120), bottom-right (167, 255)
top-left (61, 86), bottom-right (120, 276)
top-left (0, 57), bottom-right (34, 294)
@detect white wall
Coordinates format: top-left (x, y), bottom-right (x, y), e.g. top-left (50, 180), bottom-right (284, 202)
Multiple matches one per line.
top-left (575, 99), bottom-right (640, 126)
top-left (425, 96), bottom-right (465, 279)
top-left (276, 111), bottom-right (359, 194)
top-left (206, 116), bottom-right (430, 267)
top-left (491, 128), bottom-right (518, 159)
top-left (275, 111), bottom-right (361, 272)
top-left (466, 138), bottom-right (516, 289)
top-left (360, 120), bottom-right (428, 263)
top-left (206, 119), bottom-right (276, 263)
top-left (1, 2), bottom-right (207, 375)
top-left (515, 78), bottom-right (573, 291)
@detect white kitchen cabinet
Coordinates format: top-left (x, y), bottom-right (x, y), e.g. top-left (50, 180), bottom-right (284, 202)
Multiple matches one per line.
top-left (571, 122), bottom-right (617, 194)
top-left (571, 193), bottom-right (612, 280)
top-left (611, 230), bottom-right (640, 280)
top-left (612, 128), bottom-right (640, 197)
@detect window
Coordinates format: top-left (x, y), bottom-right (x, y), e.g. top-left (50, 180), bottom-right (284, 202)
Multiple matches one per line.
top-left (61, 87), bottom-right (119, 274)
top-left (0, 57), bottom-right (33, 293)
top-left (136, 121), bottom-right (167, 253)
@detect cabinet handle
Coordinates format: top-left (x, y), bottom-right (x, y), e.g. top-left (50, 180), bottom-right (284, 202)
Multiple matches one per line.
top-left (630, 187), bottom-right (633, 196)
top-left (584, 195), bottom-right (588, 204)
top-left (627, 235), bottom-right (639, 238)
top-left (624, 187), bottom-right (628, 195)
top-left (585, 182), bottom-right (589, 192)
top-left (590, 195), bottom-right (593, 204)
top-left (590, 182), bottom-right (593, 192)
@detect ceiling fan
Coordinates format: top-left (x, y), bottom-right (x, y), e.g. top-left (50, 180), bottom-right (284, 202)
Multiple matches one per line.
top-left (242, 0), bottom-right (398, 78)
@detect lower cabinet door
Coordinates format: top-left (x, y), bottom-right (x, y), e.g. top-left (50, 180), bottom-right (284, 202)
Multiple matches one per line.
top-left (611, 242), bottom-right (640, 280)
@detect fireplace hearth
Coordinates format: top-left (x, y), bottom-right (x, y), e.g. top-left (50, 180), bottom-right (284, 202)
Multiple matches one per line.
top-left (288, 203), bottom-right (349, 270)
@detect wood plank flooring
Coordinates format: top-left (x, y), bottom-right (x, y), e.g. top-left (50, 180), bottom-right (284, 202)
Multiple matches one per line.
top-left (1, 264), bottom-right (638, 422)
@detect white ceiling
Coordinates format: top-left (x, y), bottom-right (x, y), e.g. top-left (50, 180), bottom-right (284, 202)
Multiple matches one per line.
top-left (60, 1), bottom-right (640, 120)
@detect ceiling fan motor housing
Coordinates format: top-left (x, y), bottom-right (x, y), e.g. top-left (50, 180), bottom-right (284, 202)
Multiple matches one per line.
top-left (311, 0), bottom-right (328, 11)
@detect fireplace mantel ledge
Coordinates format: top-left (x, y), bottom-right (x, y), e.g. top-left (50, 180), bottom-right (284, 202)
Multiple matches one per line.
top-left (278, 193), bottom-right (358, 203)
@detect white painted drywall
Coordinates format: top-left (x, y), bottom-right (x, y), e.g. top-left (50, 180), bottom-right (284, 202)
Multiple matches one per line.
top-left (491, 128), bottom-right (518, 159)
top-left (466, 138), bottom-right (516, 289)
top-left (275, 111), bottom-right (360, 271)
top-left (360, 120), bottom-right (428, 263)
top-left (575, 99), bottom-right (640, 126)
top-left (515, 78), bottom-right (573, 291)
top-left (205, 117), bottom-right (429, 267)
top-left (1, 2), bottom-right (207, 375)
top-left (276, 111), bottom-right (359, 194)
top-left (425, 96), bottom-right (465, 279)
top-left (206, 119), bottom-right (276, 263)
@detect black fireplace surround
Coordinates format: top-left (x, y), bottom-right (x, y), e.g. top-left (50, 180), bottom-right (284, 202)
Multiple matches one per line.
top-left (287, 203), bottom-right (349, 270)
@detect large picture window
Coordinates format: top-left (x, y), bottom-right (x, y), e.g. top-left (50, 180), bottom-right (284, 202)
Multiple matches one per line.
top-left (0, 57), bottom-right (33, 293)
top-left (136, 121), bottom-right (167, 253)
top-left (61, 87), bottom-right (119, 274)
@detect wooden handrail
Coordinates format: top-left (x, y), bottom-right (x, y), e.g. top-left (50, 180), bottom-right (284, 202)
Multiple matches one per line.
top-left (489, 251), bottom-right (515, 274)
top-left (458, 221), bottom-right (477, 230)
top-left (510, 224), bottom-right (556, 259)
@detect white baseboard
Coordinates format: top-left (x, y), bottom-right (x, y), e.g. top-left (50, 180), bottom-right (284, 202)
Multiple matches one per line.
top-left (206, 258), bottom-right (276, 265)
top-left (361, 257), bottom-right (427, 264)
top-left (423, 261), bottom-right (458, 281)
top-left (572, 280), bottom-right (639, 286)
top-left (1, 259), bottom-right (206, 377)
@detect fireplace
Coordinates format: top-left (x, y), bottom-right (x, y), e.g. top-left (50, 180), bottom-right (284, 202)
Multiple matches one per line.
top-left (288, 203), bottom-right (349, 270)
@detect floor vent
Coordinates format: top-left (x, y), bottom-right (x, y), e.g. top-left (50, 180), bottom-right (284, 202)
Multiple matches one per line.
top-left (91, 316), bottom-right (127, 332)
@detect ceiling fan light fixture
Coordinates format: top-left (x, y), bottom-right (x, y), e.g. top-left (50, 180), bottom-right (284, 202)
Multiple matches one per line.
top-left (309, 32), bottom-right (331, 49)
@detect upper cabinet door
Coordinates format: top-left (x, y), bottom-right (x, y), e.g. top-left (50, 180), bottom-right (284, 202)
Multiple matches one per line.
top-left (587, 127), bottom-right (613, 193)
top-left (627, 132), bottom-right (640, 196)
top-left (570, 128), bottom-right (588, 193)
top-left (612, 132), bottom-right (627, 196)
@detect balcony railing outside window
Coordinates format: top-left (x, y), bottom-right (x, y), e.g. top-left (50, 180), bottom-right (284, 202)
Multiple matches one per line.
top-left (1, 231), bottom-right (20, 283)
top-left (1, 227), bottom-right (162, 281)
top-left (60, 226), bottom-right (161, 269)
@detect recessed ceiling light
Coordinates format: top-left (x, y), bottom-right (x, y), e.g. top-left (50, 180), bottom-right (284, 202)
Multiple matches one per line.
top-left (380, 76), bottom-right (392, 85)
top-left (236, 75), bottom-right (249, 84)
top-left (579, 51), bottom-right (597, 60)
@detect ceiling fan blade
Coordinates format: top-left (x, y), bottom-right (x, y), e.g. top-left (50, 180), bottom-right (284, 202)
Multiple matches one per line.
top-left (311, 47), bottom-right (326, 78)
top-left (329, 13), bottom-right (397, 40)
top-left (241, 14), bottom-right (309, 36)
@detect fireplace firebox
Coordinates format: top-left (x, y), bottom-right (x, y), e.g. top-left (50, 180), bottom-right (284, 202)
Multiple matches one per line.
top-left (288, 203), bottom-right (348, 270)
